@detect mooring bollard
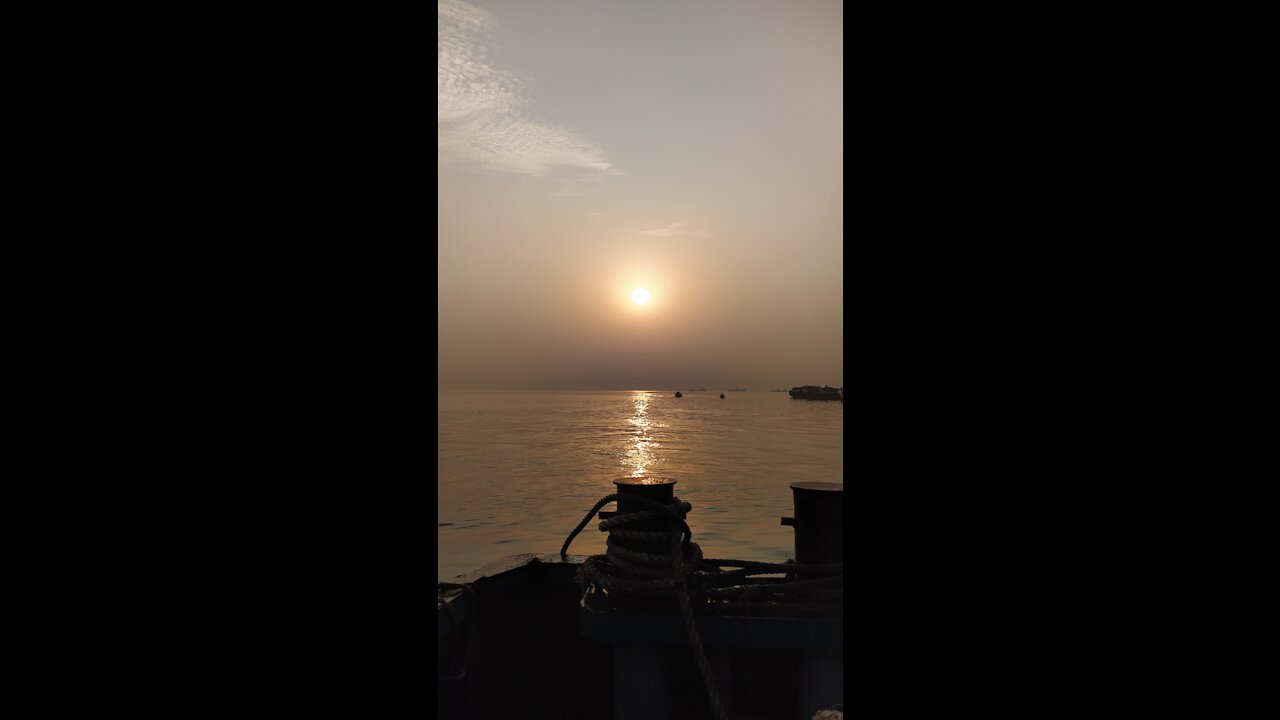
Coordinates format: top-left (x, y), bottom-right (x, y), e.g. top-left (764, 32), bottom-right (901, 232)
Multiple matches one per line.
top-left (615, 476), bottom-right (677, 511)
top-left (780, 481), bottom-right (843, 720)
top-left (614, 476), bottom-right (678, 555)
top-left (612, 477), bottom-right (677, 720)
top-left (577, 477), bottom-right (842, 720)
top-left (780, 481), bottom-right (843, 565)
top-left (615, 642), bottom-right (672, 720)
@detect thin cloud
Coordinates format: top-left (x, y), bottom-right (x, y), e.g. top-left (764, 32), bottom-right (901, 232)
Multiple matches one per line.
top-left (438, 0), bottom-right (619, 177)
top-left (638, 223), bottom-right (709, 238)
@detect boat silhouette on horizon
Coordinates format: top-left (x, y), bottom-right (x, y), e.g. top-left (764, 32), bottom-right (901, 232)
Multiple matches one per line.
top-left (788, 385), bottom-right (843, 401)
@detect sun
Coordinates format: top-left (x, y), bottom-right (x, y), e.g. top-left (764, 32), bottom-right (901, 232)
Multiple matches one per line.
top-left (631, 287), bottom-right (651, 305)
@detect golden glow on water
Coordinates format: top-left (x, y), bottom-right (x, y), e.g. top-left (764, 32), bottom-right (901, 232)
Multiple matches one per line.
top-left (437, 390), bottom-right (843, 582)
top-left (626, 392), bottom-right (661, 477)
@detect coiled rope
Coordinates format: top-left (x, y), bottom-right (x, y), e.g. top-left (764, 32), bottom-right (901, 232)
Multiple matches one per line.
top-left (561, 493), bottom-right (842, 720)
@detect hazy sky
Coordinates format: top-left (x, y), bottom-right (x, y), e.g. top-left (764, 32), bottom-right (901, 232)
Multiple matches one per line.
top-left (439, 0), bottom-right (842, 390)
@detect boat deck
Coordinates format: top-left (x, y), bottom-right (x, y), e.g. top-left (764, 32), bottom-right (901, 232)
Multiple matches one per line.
top-left (439, 553), bottom-right (839, 720)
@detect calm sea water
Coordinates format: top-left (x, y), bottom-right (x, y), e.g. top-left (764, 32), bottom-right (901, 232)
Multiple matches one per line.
top-left (438, 390), bottom-right (843, 581)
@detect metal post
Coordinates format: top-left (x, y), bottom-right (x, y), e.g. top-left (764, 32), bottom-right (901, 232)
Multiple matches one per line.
top-left (614, 477), bottom-right (678, 556)
top-left (611, 478), bottom-right (678, 720)
top-left (710, 645), bottom-right (734, 717)
top-left (796, 648), bottom-right (843, 720)
top-left (780, 481), bottom-right (843, 567)
top-left (614, 642), bottom-right (672, 720)
top-left (614, 477), bottom-right (676, 511)
top-left (781, 482), bottom-right (843, 719)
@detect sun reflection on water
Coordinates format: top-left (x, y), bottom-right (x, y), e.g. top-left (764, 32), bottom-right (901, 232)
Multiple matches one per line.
top-left (625, 392), bottom-right (662, 477)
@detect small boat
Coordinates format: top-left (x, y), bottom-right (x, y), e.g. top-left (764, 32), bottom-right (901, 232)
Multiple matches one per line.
top-left (727, 387), bottom-right (747, 392)
top-left (674, 391), bottom-right (683, 397)
top-left (788, 385), bottom-right (843, 401)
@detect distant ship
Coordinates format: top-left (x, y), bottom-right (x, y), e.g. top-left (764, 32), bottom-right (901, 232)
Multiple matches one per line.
top-left (789, 385), bottom-right (842, 401)
top-left (674, 391), bottom-right (683, 398)
top-left (727, 387), bottom-right (747, 392)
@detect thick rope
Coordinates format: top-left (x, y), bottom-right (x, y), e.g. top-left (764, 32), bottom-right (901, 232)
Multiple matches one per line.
top-left (561, 493), bottom-right (843, 720)
top-left (670, 518), bottom-right (729, 720)
top-left (560, 493), bottom-right (620, 558)
top-left (562, 493), bottom-right (726, 720)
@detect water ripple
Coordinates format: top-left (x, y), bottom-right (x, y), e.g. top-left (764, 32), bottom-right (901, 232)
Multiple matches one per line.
top-left (439, 390), bottom-right (841, 580)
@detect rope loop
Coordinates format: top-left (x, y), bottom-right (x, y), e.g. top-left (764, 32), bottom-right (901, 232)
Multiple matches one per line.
top-left (560, 491), bottom-right (842, 720)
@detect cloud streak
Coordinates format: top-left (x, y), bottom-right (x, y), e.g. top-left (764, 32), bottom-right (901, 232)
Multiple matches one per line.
top-left (438, 0), bottom-right (618, 177)
top-left (638, 223), bottom-right (709, 238)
